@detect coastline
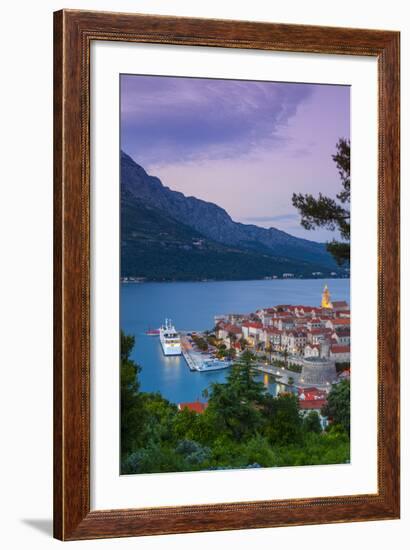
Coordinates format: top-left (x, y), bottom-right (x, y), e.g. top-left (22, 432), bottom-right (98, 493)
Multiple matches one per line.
top-left (121, 276), bottom-right (350, 284)
top-left (121, 278), bottom-right (350, 403)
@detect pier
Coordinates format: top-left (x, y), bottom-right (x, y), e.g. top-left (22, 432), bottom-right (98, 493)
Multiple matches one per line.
top-left (180, 334), bottom-right (231, 372)
top-left (181, 348), bottom-right (201, 371)
top-left (180, 335), bottom-right (201, 371)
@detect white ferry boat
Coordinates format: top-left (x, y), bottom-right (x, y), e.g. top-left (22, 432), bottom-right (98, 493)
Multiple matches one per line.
top-left (159, 319), bottom-right (182, 356)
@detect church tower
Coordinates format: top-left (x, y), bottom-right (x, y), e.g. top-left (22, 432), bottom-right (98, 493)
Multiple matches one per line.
top-left (321, 284), bottom-right (333, 309)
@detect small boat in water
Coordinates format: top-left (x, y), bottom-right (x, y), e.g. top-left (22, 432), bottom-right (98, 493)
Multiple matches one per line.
top-left (145, 328), bottom-right (160, 336)
top-left (196, 359), bottom-right (232, 372)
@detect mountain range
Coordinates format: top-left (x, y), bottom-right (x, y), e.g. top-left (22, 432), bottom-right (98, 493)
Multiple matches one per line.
top-left (120, 151), bottom-right (342, 281)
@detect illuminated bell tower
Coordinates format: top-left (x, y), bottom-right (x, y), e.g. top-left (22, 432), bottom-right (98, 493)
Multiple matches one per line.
top-left (321, 284), bottom-right (333, 309)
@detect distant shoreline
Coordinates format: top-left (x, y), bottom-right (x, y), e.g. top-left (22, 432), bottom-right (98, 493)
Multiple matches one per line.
top-left (121, 276), bottom-right (350, 285)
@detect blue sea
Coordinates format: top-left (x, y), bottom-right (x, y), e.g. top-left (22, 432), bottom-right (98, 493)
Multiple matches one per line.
top-left (120, 278), bottom-right (350, 403)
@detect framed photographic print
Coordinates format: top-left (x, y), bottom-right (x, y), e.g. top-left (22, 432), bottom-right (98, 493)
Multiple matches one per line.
top-left (54, 9), bottom-right (400, 540)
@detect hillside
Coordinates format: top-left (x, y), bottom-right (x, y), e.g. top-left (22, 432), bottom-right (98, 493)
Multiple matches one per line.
top-left (121, 192), bottom-right (338, 281)
top-left (121, 151), bottom-right (340, 268)
top-left (120, 152), bottom-right (344, 281)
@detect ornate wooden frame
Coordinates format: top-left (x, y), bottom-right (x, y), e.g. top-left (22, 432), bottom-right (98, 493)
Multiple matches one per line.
top-left (54, 9), bottom-right (400, 540)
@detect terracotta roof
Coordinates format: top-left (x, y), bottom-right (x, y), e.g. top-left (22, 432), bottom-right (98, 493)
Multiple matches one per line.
top-left (299, 399), bottom-right (327, 410)
top-left (332, 301), bottom-right (349, 308)
top-left (299, 387), bottom-right (327, 401)
top-left (265, 327), bottom-right (282, 334)
top-left (330, 318), bottom-right (350, 326)
top-left (298, 386), bottom-right (325, 395)
top-left (178, 401), bottom-right (208, 413)
top-left (309, 328), bottom-right (331, 335)
top-left (330, 345), bottom-right (350, 353)
top-left (219, 322), bottom-right (242, 334)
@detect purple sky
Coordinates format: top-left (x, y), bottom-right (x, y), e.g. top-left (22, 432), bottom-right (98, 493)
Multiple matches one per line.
top-left (121, 74), bottom-right (350, 242)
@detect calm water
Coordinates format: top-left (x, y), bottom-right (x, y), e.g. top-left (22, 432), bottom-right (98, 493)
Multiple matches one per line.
top-left (120, 278), bottom-right (350, 403)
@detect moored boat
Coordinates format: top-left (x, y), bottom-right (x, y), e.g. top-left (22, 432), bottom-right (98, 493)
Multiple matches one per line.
top-left (159, 319), bottom-right (182, 356)
top-left (195, 359), bottom-right (232, 372)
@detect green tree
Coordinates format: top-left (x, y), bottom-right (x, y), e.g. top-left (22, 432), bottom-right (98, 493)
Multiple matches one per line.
top-left (120, 331), bottom-right (146, 456)
top-left (216, 348), bottom-right (226, 359)
top-left (142, 392), bottom-right (178, 446)
top-left (264, 393), bottom-right (303, 446)
top-left (121, 331), bottom-right (136, 363)
top-left (303, 411), bottom-right (322, 434)
top-left (122, 443), bottom-right (187, 474)
top-left (119, 331), bottom-right (350, 474)
top-left (321, 380), bottom-right (350, 433)
top-left (206, 351), bottom-right (267, 441)
top-left (229, 351), bottom-right (265, 401)
top-left (193, 335), bottom-right (208, 351)
top-left (292, 138), bottom-right (350, 265)
top-left (176, 439), bottom-right (211, 466)
top-left (241, 434), bottom-right (277, 467)
top-left (173, 407), bottom-right (200, 441)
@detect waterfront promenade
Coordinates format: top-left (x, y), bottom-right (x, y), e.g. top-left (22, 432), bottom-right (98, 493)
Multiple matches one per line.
top-left (252, 363), bottom-right (331, 390)
top-left (181, 334), bottom-right (203, 371)
top-left (253, 363), bottom-right (301, 385)
top-left (181, 332), bottom-right (333, 388)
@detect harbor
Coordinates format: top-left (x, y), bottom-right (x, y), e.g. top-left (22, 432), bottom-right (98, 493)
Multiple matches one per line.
top-left (150, 321), bottom-right (233, 372)
top-left (146, 327), bottom-right (333, 390)
top-left (121, 278), bottom-right (350, 403)
top-left (147, 326), bottom-right (297, 382)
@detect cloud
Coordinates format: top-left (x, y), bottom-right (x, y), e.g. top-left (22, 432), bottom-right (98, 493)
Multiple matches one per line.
top-left (120, 75), bottom-right (314, 165)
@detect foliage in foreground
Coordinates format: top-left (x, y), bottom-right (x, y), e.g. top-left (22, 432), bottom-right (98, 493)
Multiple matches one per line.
top-left (321, 378), bottom-right (350, 434)
top-left (121, 334), bottom-right (350, 475)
